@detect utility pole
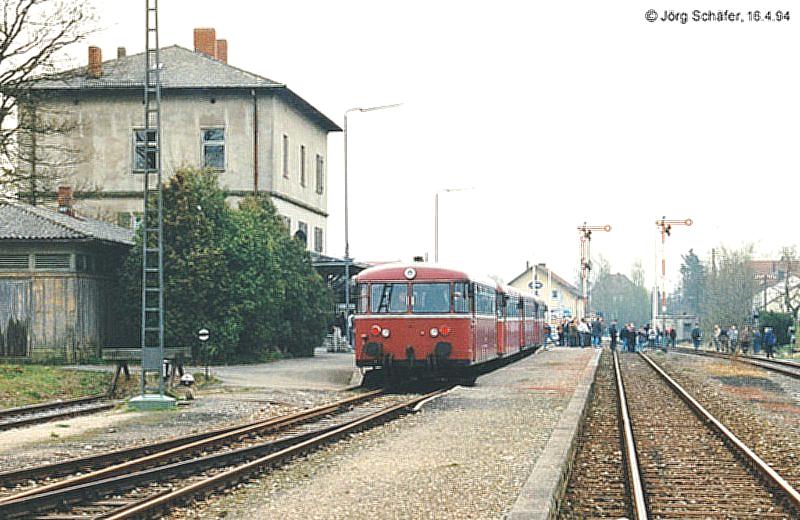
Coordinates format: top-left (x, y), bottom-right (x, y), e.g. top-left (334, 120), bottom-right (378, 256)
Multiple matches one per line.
top-left (577, 222), bottom-right (611, 316)
top-left (654, 217), bottom-right (692, 334)
top-left (132, 0), bottom-right (174, 409)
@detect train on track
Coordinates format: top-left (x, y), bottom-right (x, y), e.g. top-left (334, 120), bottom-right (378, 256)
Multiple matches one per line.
top-left (354, 263), bottom-right (547, 384)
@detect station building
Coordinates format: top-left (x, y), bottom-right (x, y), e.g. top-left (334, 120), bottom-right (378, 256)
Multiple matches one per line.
top-left (25, 28), bottom-right (340, 254)
top-left (508, 263), bottom-right (584, 322)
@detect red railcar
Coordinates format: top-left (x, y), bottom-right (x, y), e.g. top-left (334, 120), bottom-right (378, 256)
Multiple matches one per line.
top-left (354, 263), bottom-right (546, 382)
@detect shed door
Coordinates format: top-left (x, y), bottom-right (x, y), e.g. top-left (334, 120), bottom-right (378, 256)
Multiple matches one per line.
top-left (0, 279), bottom-right (32, 357)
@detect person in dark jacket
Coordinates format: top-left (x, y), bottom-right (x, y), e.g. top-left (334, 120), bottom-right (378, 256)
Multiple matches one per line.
top-left (691, 324), bottom-right (702, 351)
top-left (609, 320), bottom-right (618, 351)
top-left (669, 327), bottom-right (677, 349)
top-left (764, 327), bottom-right (777, 358)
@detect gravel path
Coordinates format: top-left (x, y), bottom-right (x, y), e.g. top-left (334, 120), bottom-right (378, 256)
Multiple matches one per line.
top-left (0, 387), bottom-right (346, 474)
top-left (656, 351), bottom-right (800, 489)
top-left (169, 348), bottom-right (597, 520)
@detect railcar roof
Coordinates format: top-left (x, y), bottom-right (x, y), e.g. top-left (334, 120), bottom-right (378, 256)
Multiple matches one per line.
top-left (355, 262), bottom-right (499, 288)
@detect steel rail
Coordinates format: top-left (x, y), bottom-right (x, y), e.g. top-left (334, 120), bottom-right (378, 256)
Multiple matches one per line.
top-left (639, 352), bottom-right (800, 511)
top-left (676, 347), bottom-right (800, 380)
top-left (0, 395), bottom-right (105, 419)
top-left (103, 388), bottom-right (446, 520)
top-left (612, 351), bottom-right (649, 520)
top-left (0, 389), bottom-right (443, 519)
top-left (0, 398), bottom-right (114, 432)
top-left (0, 388), bottom-right (383, 503)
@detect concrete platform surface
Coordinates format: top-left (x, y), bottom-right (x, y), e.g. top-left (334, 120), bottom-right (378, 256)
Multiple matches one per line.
top-left (203, 347), bottom-right (357, 391)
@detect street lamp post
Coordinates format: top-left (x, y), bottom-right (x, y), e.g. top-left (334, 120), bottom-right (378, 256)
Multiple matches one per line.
top-left (343, 103), bottom-right (401, 347)
top-left (434, 187), bottom-right (473, 263)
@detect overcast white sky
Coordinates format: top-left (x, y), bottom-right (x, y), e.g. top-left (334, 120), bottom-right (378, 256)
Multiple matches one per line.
top-left (75, 0), bottom-right (798, 289)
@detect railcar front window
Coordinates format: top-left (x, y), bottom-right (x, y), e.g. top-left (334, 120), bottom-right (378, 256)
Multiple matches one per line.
top-left (453, 282), bottom-right (470, 313)
top-left (371, 283), bottom-right (408, 313)
top-left (357, 284), bottom-right (369, 314)
top-left (412, 283), bottom-right (451, 313)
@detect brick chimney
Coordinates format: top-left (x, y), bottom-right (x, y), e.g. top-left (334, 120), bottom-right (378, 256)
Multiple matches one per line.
top-left (117, 46), bottom-right (127, 59)
top-left (56, 186), bottom-right (74, 216)
top-left (87, 46), bottom-right (102, 78)
top-left (215, 39), bottom-right (228, 64)
top-left (193, 28), bottom-right (216, 58)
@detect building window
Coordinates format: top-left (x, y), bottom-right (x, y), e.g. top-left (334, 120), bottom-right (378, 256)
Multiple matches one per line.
top-left (202, 128), bottom-right (225, 170)
top-left (282, 134), bottom-right (289, 178)
top-left (34, 254), bottom-right (71, 270)
top-left (0, 254), bottom-right (29, 270)
top-left (300, 145), bottom-right (306, 187)
top-left (132, 129), bottom-right (156, 173)
top-left (314, 226), bottom-right (323, 253)
top-left (280, 215), bottom-right (291, 232)
top-left (315, 154), bottom-right (324, 194)
top-left (294, 221), bottom-right (308, 247)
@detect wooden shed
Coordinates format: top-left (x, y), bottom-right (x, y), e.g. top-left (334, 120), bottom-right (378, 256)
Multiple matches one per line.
top-left (0, 197), bottom-right (134, 362)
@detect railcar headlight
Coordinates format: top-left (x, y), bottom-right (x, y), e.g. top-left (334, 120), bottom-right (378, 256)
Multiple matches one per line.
top-left (370, 325), bottom-right (382, 336)
top-left (430, 328), bottom-right (439, 338)
top-left (381, 328), bottom-right (390, 338)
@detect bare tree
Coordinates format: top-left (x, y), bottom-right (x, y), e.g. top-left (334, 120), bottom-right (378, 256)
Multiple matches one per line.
top-left (7, 93), bottom-right (88, 204)
top-left (701, 245), bottom-right (758, 334)
top-left (0, 0), bottom-right (97, 197)
top-left (778, 246), bottom-right (800, 319)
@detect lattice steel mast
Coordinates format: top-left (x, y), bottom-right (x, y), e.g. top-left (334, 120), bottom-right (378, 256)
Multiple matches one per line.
top-left (139, 0), bottom-right (166, 399)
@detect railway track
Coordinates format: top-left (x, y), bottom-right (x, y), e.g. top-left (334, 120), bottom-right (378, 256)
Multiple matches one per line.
top-left (563, 350), bottom-right (800, 518)
top-left (0, 387), bottom-right (446, 519)
top-left (0, 396), bottom-right (114, 432)
top-left (677, 347), bottom-right (800, 379)
top-left (560, 350), bottom-right (631, 518)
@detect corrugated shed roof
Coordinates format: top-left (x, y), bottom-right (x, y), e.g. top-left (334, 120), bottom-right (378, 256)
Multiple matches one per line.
top-left (30, 45), bottom-right (341, 132)
top-left (0, 201), bottom-right (134, 245)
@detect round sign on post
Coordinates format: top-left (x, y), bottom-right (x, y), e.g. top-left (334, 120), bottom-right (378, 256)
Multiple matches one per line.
top-left (198, 328), bottom-right (210, 342)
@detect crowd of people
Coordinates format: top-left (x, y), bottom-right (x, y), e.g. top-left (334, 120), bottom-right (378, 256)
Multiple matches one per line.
top-left (542, 316), bottom-right (784, 359)
top-left (544, 317), bottom-right (677, 352)
top-left (707, 324), bottom-right (778, 358)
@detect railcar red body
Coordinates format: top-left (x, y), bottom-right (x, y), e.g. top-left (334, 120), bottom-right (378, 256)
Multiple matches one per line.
top-left (354, 263), bottom-right (546, 381)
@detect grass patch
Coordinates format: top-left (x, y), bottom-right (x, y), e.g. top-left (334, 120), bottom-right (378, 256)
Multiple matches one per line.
top-left (0, 365), bottom-right (111, 409)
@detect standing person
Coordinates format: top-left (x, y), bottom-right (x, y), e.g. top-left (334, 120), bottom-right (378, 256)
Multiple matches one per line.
top-left (669, 326), bottom-right (677, 350)
top-left (739, 325), bottom-right (751, 354)
top-left (729, 325), bottom-right (739, 354)
top-left (578, 319), bottom-right (590, 347)
top-left (609, 320), bottom-right (618, 352)
top-left (591, 318), bottom-right (602, 347)
top-left (765, 327), bottom-right (777, 358)
top-left (557, 321), bottom-right (565, 347)
top-left (720, 326), bottom-right (730, 353)
top-left (568, 320), bottom-right (579, 347)
top-left (753, 328), bottom-right (762, 355)
top-left (691, 323), bottom-right (702, 351)
top-left (543, 322), bottom-right (555, 350)
top-left (712, 325), bottom-right (721, 352)
top-left (347, 311), bottom-right (355, 348)
top-left (648, 327), bottom-right (658, 350)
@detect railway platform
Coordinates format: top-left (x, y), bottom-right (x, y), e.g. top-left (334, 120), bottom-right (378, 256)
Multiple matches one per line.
top-left (205, 346), bottom-right (601, 519)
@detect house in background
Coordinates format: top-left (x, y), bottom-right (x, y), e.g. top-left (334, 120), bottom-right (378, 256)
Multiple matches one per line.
top-left (0, 189), bottom-right (133, 361)
top-left (508, 263), bottom-right (584, 321)
top-left (28, 28), bottom-right (340, 254)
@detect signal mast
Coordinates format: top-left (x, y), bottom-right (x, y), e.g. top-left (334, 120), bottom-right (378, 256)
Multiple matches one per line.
top-left (577, 222), bottom-right (611, 316)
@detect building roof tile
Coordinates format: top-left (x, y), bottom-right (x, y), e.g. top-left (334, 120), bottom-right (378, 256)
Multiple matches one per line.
top-left (31, 46), bottom-right (341, 131)
top-left (0, 201), bottom-right (134, 246)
